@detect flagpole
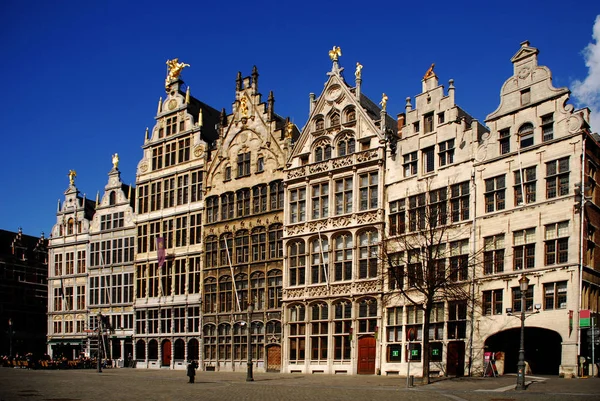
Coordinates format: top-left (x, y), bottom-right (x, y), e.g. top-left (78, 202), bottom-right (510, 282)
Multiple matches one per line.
top-left (224, 236), bottom-right (242, 312)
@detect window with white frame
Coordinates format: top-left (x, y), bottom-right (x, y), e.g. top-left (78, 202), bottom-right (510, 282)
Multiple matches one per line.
top-left (544, 221), bottom-right (569, 265)
top-left (403, 151), bottom-right (418, 177)
top-left (544, 281), bottom-right (567, 310)
top-left (438, 139), bottom-right (455, 166)
top-left (334, 177), bottom-right (353, 215)
top-left (359, 171), bottom-right (378, 210)
top-left (546, 157), bottom-right (569, 199)
top-left (513, 228), bottom-right (536, 270)
top-left (289, 187), bottom-right (306, 223)
top-left (311, 182), bottom-right (329, 219)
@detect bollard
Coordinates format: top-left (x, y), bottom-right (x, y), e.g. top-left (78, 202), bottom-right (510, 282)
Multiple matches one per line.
top-left (407, 375), bottom-right (414, 388)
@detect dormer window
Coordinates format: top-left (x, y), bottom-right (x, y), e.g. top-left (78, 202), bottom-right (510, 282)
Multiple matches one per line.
top-left (67, 218), bottom-right (74, 235)
top-left (109, 191), bottom-right (116, 206)
top-left (330, 113), bottom-right (340, 127)
top-left (345, 109), bottom-right (356, 123)
top-left (315, 118), bottom-right (324, 131)
top-left (166, 116), bottom-right (178, 136)
top-left (518, 123), bottom-right (534, 149)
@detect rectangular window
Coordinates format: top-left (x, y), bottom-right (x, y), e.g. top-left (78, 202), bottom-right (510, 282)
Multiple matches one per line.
top-left (152, 147), bottom-right (163, 171)
top-left (237, 152), bottom-right (251, 178)
top-left (389, 199), bottom-right (405, 235)
top-left (438, 139), bottom-right (455, 167)
top-left (499, 129), bottom-right (510, 155)
top-left (544, 221), bottom-right (569, 265)
top-left (408, 193), bottom-right (426, 231)
top-left (450, 181), bottom-right (469, 222)
top-left (334, 177), bottom-right (353, 215)
top-left (449, 239), bottom-right (469, 282)
top-left (289, 187), bottom-right (306, 223)
top-left (165, 143), bottom-right (176, 167)
top-left (359, 171), bottom-right (378, 210)
top-left (423, 147), bottom-right (435, 173)
top-left (484, 175), bottom-right (506, 212)
top-left (514, 166), bottom-right (536, 205)
top-left (386, 306), bottom-right (403, 342)
top-left (447, 301), bottom-right (467, 339)
top-left (403, 152), bottom-right (418, 177)
top-left (483, 290), bottom-right (503, 315)
top-left (311, 182), bottom-right (329, 219)
top-left (513, 228), bottom-right (536, 270)
top-left (437, 112), bottom-right (445, 125)
top-left (520, 88), bottom-right (530, 106)
top-left (190, 170), bottom-right (203, 202)
top-left (166, 116), bottom-right (177, 136)
top-left (177, 175), bottom-right (189, 206)
top-left (541, 113), bottom-right (554, 142)
top-left (512, 286), bottom-right (534, 312)
top-left (178, 138), bottom-right (190, 163)
top-left (424, 112), bottom-right (434, 134)
top-left (484, 235), bottom-right (505, 274)
top-left (546, 157), bottom-right (569, 198)
top-left (544, 281), bottom-right (567, 309)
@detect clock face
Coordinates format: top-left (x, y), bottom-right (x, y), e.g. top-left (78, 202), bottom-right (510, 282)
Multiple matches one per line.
top-left (168, 99), bottom-right (177, 110)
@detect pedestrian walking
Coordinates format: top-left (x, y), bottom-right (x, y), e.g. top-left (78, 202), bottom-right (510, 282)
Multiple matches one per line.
top-left (187, 360), bottom-right (197, 383)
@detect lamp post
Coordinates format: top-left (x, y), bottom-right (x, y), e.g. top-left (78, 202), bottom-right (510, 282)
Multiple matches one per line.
top-left (516, 274), bottom-right (529, 390)
top-left (8, 318), bottom-right (13, 357)
top-left (246, 302), bottom-right (254, 382)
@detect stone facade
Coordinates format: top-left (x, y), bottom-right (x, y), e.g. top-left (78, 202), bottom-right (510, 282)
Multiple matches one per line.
top-left (45, 43), bottom-right (600, 377)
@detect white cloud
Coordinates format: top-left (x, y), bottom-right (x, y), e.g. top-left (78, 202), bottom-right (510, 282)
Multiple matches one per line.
top-left (572, 15), bottom-right (600, 133)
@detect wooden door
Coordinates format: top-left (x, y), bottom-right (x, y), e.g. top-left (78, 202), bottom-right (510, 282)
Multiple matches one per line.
top-left (446, 341), bottom-right (465, 377)
top-left (357, 336), bottom-right (376, 374)
top-left (162, 340), bottom-right (172, 366)
top-left (266, 345), bottom-right (281, 372)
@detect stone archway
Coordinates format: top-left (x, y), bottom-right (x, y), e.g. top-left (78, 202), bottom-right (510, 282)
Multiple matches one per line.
top-left (484, 327), bottom-right (562, 375)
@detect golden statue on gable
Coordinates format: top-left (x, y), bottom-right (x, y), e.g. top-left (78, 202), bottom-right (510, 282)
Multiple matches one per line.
top-left (329, 46), bottom-right (342, 62)
top-left (355, 62), bottom-right (363, 79)
top-left (423, 63), bottom-right (436, 79)
top-left (286, 121), bottom-right (294, 139)
top-left (380, 93), bottom-right (388, 111)
top-left (239, 95), bottom-right (249, 117)
top-left (112, 153), bottom-right (119, 169)
top-left (68, 170), bottom-right (77, 186)
top-left (165, 58), bottom-right (190, 85)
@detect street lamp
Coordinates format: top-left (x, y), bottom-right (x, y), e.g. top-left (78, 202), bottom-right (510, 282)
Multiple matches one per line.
top-left (516, 274), bottom-right (529, 391)
top-left (246, 302), bottom-right (254, 382)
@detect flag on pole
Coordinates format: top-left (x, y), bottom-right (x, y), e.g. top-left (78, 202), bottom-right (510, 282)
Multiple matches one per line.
top-left (157, 237), bottom-right (166, 268)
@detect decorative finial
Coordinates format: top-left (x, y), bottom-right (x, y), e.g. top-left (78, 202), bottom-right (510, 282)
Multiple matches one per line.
top-left (95, 191), bottom-right (99, 205)
top-left (355, 62), bottom-right (363, 79)
top-left (145, 127), bottom-right (149, 140)
top-left (165, 58), bottom-right (190, 86)
top-left (328, 46), bottom-right (342, 62)
top-left (157, 97), bottom-right (163, 114)
top-left (380, 93), bottom-right (388, 111)
top-left (185, 86), bottom-right (190, 104)
top-left (423, 63), bottom-right (435, 79)
top-left (112, 153), bottom-right (119, 169)
top-left (68, 170), bottom-right (77, 186)
top-left (198, 108), bottom-right (203, 127)
top-left (251, 65), bottom-right (259, 88)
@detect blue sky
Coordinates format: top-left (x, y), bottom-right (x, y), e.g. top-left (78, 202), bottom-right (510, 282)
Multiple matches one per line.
top-left (1, 0), bottom-right (599, 237)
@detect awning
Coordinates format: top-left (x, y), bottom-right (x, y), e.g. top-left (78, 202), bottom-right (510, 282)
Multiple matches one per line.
top-left (47, 339), bottom-right (84, 345)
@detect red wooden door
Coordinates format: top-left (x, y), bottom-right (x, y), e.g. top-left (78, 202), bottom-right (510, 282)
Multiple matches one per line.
top-left (357, 336), bottom-right (376, 374)
top-left (162, 340), bottom-right (172, 366)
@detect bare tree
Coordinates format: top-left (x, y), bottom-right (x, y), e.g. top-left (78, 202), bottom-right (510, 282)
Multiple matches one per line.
top-left (383, 178), bottom-right (480, 384)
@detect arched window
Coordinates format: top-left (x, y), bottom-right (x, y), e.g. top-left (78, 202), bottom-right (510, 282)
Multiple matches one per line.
top-left (338, 138), bottom-right (356, 157)
top-left (315, 118), bottom-right (324, 131)
top-left (235, 273), bottom-right (248, 311)
top-left (358, 298), bottom-right (378, 333)
top-left (233, 322), bottom-right (248, 361)
top-left (205, 235), bottom-right (218, 268)
top-left (235, 230), bottom-right (249, 264)
top-left (267, 269), bottom-right (282, 309)
top-left (188, 338), bottom-right (199, 361)
top-left (203, 325), bottom-right (217, 361)
top-left (269, 181), bottom-right (284, 210)
top-left (266, 320), bottom-right (281, 336)
top-left (219, 233), bottom-right (233, 266)
top-left (67, 218), bottom-right (74, 235)
top-left (334, 234), bottom-right (353, 281)
top-left (148, 339), bottom-right (158, 360)
top-left (333, 300), bottom-right (352, 360)
top-left (310, 237), bottom-right (329, 284)
top-left (109, 191), bottom-right (116, 206)
top-left (358, 230), bottom-right (379, 279)
top-left (288, 304), bottom-right (306, 362)
top-left (250, 321), bottom-right (264, 361)
top-left (324, 144), bottom-right (332, 160)
top-left (219, 276), bottom-right (233, 312)
top-left (204, 277), bottom-right (217, 313)
top-left (217, 323), bottom-right (232, 360)
top-left (315, 147), bottom-right (323, 162)
top-left (330, 113), bottom-right (340, 127)
top-left (221, 192), bottom-right (234, 220)
top-left (174, 338), bottom-right (185, 360)
top-left (288, 241), bottom-right (306, 286)
top-left (310, 302), bottom-right (329, 361)
top-left (252, 184), bottom-right (267, 213)
top-left (345, 108), bottom-right (356, 123)
top-left (250, 271), bottom-right (265, 310)
top-left (518, 123), bottom-right (534, 148)
top-left (206, 196), bottom-right (219, 223)
top-left (135, 340), bottom-right (146, 360)
top-left (236, 188), bottom-right (250, 217)
top-left (251, 227), bottom-right (266, 262)
top-left (268, 224), bottom-right (283, 259)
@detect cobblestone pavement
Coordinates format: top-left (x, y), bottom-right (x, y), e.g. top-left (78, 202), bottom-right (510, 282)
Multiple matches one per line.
top-left (0, 368), bottom-right (598, 401)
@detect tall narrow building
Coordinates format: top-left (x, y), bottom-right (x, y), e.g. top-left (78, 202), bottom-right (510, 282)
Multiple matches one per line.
top-left (47, 172), bottom-right (95, 358)
top-left (200, 67), bottom-right (296, 372)
top-left (88, 155), bottom-right (136, 363)
top-left (133, 61), bottom-right (219, 369)
top-left (282, 50), bottom-right (395, 374)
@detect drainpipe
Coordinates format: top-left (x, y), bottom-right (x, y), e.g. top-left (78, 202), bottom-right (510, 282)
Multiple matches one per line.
top-left (577, 136), bottom-right (586, 364)
top-left (468, 165), bottom-right (477, 377)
